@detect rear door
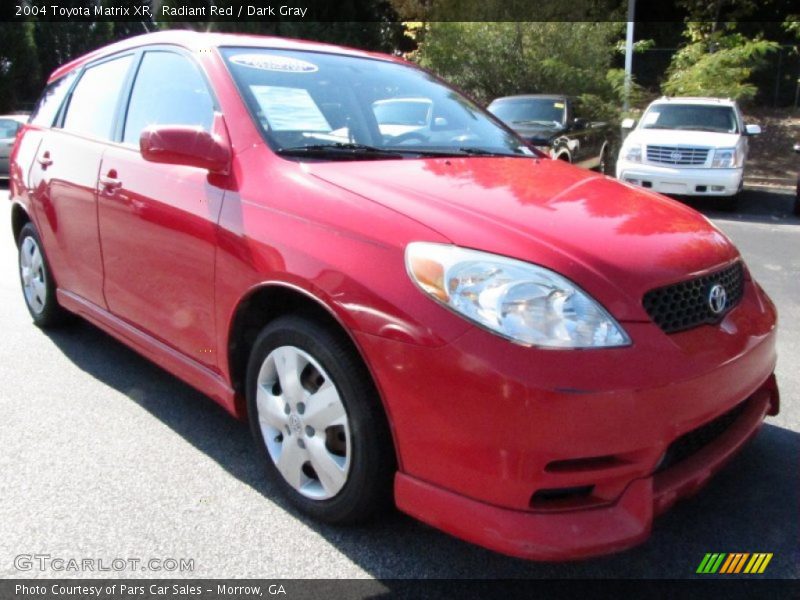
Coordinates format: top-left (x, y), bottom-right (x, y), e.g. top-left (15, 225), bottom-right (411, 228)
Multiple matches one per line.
top-left (97, 49), bottom-right (224, 369)
top-left (29, 55), bottom-right (135, 308)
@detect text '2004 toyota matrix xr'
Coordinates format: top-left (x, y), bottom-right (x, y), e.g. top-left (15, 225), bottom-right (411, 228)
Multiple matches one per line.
top-left (9, 32), bottom-right (779, 560)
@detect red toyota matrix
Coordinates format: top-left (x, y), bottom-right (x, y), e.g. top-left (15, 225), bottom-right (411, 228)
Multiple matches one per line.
top-left (8, 32), bottom-right (779, 560)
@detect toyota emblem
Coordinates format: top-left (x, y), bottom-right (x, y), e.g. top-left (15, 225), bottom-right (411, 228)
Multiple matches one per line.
top-left (708, 284), bottom-right (727, 314)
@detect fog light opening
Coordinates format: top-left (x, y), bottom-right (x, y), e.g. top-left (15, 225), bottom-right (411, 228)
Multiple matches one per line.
top-left (530, 485), bottom-right (595, 509)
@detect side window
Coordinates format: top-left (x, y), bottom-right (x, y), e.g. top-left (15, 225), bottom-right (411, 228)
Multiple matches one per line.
top-left (0, 119), bottom-right (21, 138)
top-left (123, 51), bottom-right (214, 146)
top-left (29, 71), bottom-right (77, 128)
top-left (62, 55), bottom-right (133, 140)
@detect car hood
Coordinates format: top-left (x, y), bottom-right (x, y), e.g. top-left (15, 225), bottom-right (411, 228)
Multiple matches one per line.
top-left (626, 128), bottom-right (740, 148)
top-left (509, 125), bottom-right (562, 144)
top-left (307, 157), bottom-right (739, 321)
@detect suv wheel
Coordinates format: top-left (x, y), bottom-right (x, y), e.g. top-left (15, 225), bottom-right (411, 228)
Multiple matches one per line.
top-left (246, 315), bottom-right (395, 524)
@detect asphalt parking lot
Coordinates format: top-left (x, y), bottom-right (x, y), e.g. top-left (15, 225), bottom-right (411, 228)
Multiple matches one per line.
top-left (0, 183), bottom-right (797, 580)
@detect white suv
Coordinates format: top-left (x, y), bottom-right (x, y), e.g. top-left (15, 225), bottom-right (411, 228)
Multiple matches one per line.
top-left (616, 97), bottom-right (761, 199)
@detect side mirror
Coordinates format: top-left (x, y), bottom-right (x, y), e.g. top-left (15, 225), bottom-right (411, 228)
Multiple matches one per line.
top-left (573, 117), bottom-right (589, 130)
top-left (745, 123), bottom-right (762, 136)
top-left (140, 125), bottom-right (230, 173)
top-left (621, 118), bottom-right (636, 130)
top-left (433, 116), bottom-right (449, 128)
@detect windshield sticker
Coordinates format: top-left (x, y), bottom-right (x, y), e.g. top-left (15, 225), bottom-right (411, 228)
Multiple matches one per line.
top-left (231, 54), bottom-right (319, 73)
top-left (250, 86), bottom-right (331, 132)
top-left (553, 102), bottom-right (565, 109)
top-left (643, 110), bottom-right (660, 125)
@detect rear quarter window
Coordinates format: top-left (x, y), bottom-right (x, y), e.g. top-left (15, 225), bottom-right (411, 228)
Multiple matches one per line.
top-left (29, 71), bottom-right (77, 128)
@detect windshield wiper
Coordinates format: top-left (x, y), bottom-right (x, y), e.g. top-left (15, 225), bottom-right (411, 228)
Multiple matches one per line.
top-left (276, 142), bottom-right (406, 159)
top-left (512, 119), bottom-right (558, 126)
top-left (277, 143), bottom-right (523, 160)
top-left (457, 147), bottom-right (519, 157)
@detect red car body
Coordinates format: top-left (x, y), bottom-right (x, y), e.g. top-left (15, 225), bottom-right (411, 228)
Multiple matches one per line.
top-left (8, 32), bottom-right (779, 560)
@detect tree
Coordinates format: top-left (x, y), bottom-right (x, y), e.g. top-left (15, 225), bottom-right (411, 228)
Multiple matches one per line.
top-left (411, 22), bottom-right (626, 119)
top-left (662, 33), bottom-right (778, 101)
top-left (0, 22), bottom-right (40, 112)
top-left (661, 0), bottom-right (778, 101)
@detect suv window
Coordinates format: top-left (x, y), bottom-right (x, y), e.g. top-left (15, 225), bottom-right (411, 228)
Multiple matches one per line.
top-left (29, 72), bottom-right (77, 128)
top-left (62, 55), bottom-right (133, 140)
top-left (123, 51), bottom-right (214, 146)
top-left (0, 119), bottom-right (22, 138)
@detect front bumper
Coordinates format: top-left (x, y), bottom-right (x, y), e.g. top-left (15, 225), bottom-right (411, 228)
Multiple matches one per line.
top-left (395, 379), bottom-right (776, 560)
top-left (616, 160), bottom-right (743, 197)
top-left (357, 278), bottom-right (778, 560)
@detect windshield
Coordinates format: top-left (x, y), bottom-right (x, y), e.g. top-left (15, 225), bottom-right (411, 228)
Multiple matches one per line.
top-left (221, 48), bottom-right (531, 159)
top-left (0, 119), bottom-right (21, 139)
top-left (641, 104), bottom-right (738, 133)
top-left (488, 98), bottom-right (566, 127)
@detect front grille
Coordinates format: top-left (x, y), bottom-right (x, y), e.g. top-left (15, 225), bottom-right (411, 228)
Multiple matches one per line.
top-left (643, 262), bottom-right (745, 333)
top-left (656, 399), bottom-right (748, 473)
top-left (646, 145), bottom-right (709, 166)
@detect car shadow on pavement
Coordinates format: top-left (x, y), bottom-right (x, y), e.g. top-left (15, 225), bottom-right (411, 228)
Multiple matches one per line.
top-left (675, 187), bottom-right (798, 226)
top-left (42, 319), bottom-right (799, 579)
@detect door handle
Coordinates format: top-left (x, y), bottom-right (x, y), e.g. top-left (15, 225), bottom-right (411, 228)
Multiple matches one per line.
top-left (99, 171), bottom-right (122, 191)
top-left (38, 152), bottom-right (53, 167)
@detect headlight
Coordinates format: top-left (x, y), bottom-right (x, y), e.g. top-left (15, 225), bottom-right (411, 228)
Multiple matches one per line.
top-left (405, 243), bottom-right (630, 348)
top-left (711, 147), bottom-right (739, 168)
top-left (622, 143), bottom-right (642, 163)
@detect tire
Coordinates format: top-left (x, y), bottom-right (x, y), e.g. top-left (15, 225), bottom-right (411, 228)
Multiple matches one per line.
top-left (598, 145), bottom-right (610, 175)
top-left (246, 314), bottom-right (395, 524)
top-left (17, 222), bottom-right (69, 328)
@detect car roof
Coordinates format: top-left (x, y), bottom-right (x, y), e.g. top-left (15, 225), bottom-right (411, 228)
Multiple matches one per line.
top-left (374, 97), bottom-right (432, 104)
top-left (49, 30), bottom-right (401, 83)
top-left (650, 96), bottom-right (737, 107)
top-left (490, 94), bottom-right (567, 103)
top-left (0, 114), bottom-right (29, 123)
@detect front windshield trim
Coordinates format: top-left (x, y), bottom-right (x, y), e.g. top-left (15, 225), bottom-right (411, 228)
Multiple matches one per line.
top-left (220, 45), bottom-right (541, 162)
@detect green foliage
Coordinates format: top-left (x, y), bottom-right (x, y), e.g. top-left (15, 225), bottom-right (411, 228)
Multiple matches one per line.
top-left (662, 33), bottom-right (778, 101)
top-left (0, 22), bottom-right (40, 113)
top-left (413, 22), bottom-right (625, 110)
top-left (785, 15), bottom-right (800, 40)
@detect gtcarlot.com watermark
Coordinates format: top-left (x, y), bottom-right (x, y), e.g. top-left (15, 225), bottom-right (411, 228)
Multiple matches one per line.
top-left (14, 554), bottom-right (195, 573)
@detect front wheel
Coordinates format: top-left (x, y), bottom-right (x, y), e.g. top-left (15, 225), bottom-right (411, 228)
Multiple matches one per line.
top-left (17, 222), bottom-right (69, 327)
top-left (246, 315), bottom-right (395, 524)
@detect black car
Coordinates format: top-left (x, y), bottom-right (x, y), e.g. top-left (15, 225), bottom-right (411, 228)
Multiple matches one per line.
top-left (488, 94), bottom-right (614, 174)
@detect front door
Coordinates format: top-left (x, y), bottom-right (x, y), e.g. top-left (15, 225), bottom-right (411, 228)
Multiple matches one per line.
top-left (98, 49), bottom-right (224, 370)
